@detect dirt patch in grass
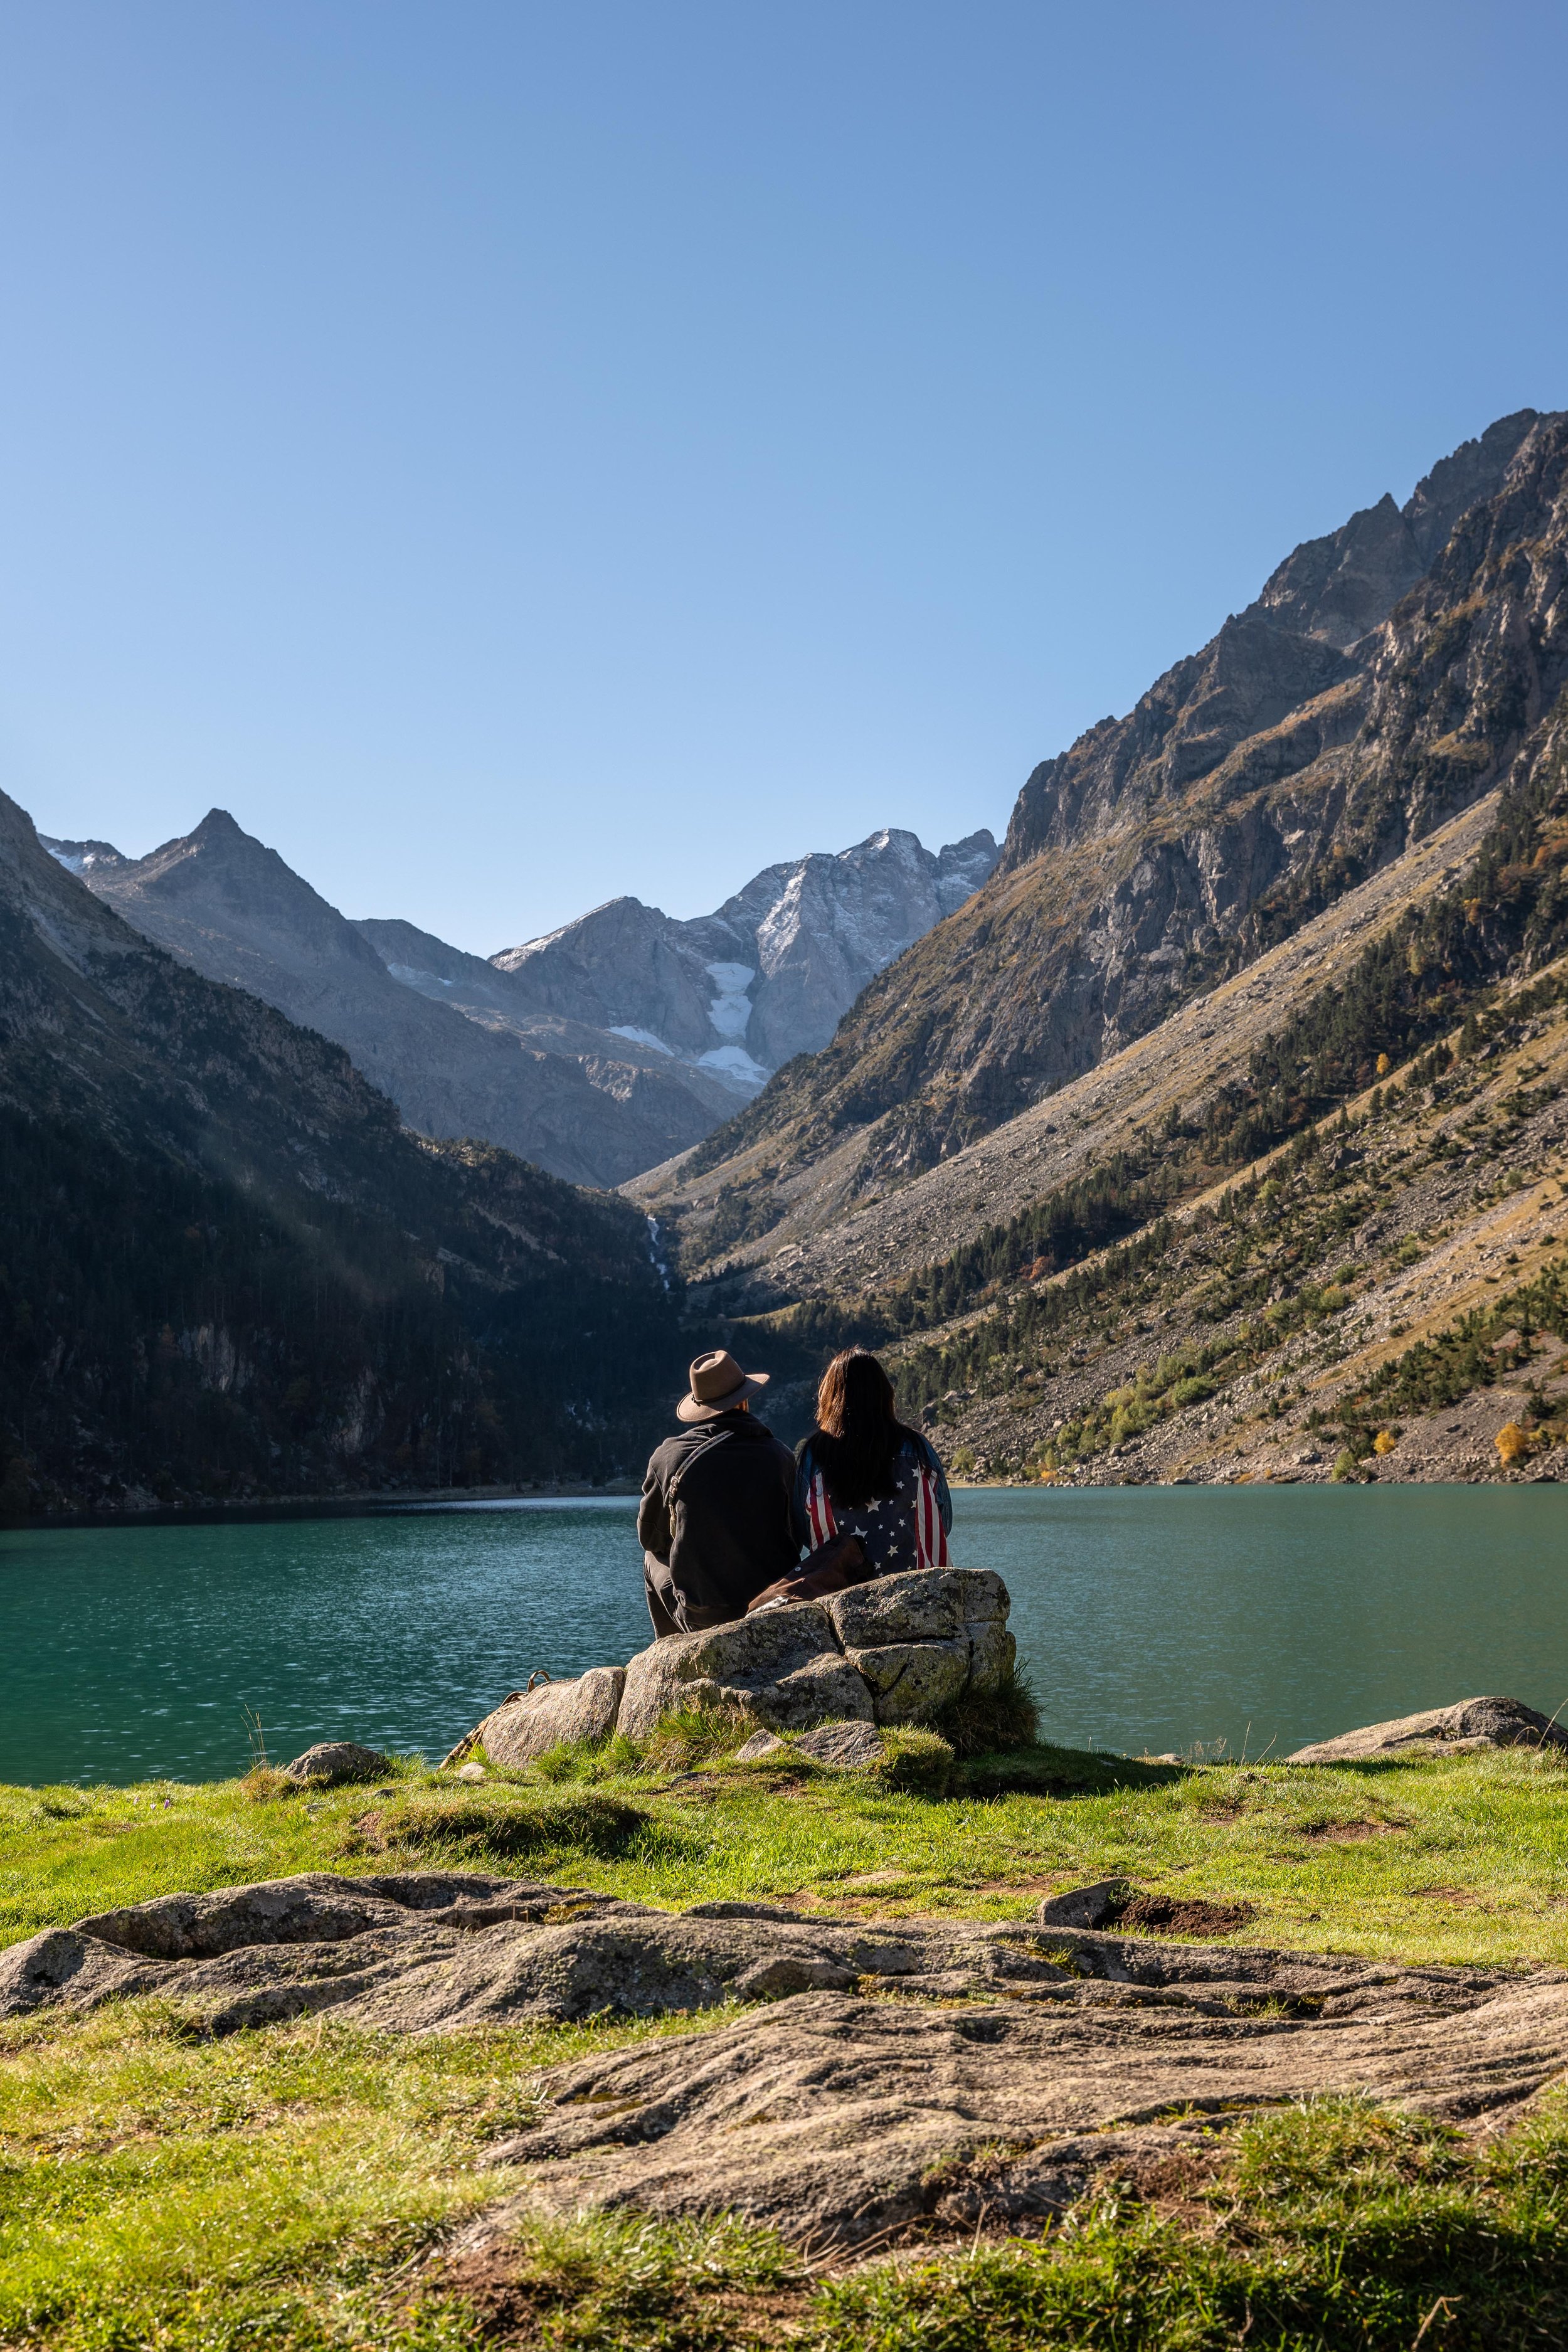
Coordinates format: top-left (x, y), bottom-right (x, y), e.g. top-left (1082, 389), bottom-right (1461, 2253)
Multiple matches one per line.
top-left (1300, 1818), bottom-right (1407, 1841)
top-left (1115, 1892), bottom-right (1257, 1938)
top-left (416, 2247), bottom-right (548, 2339)
top-left (423, 2243), bottom-right (812, 2345)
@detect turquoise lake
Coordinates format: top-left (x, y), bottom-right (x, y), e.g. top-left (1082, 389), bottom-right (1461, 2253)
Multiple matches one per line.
top-left (3, 1485), bottom-right (1565, 1784)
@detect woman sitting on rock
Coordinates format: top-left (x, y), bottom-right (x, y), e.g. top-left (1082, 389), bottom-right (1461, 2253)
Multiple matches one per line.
top-left (794, 1349), bottom-right (952, 1578)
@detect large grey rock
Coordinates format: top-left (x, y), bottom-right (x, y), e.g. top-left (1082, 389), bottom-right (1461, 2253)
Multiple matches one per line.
top-left (826, 1567), bottom-right (1009, 1648)
top-left (451, 1567), bottom-right (1019, 1752)
top-left (846, 1638), bottom-right (970, 1725)
top-left (462, 1933), bottom-right (1568, 2250)
top-left (1285, 1695), bottom-right (1568, 1764)
top-left (965, 1619), bottom-right (1017, 1695)
top-left (617, 1608), bottom-right (872, 1739)
top-left (474, 1670), bottom-right (626, 1768)
top-left (280, 1742), bottom-right (391, 1787)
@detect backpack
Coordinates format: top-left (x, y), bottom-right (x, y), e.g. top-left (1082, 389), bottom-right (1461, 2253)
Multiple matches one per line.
top-left (745, 1530), bottom-right (868, 1614)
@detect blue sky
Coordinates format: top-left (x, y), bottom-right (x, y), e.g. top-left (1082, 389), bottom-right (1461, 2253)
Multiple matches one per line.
top-left (0, 1), bottom-right (1564, 952)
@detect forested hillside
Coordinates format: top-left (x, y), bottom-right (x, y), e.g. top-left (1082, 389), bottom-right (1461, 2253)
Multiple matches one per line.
top-left (0, 792), bottom-right (686, 1515)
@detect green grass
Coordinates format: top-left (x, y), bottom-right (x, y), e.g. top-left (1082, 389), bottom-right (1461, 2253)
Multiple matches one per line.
top-left (8, 1742), bottom-right (1568, 1965)
top-left (6, 1741), bottom-right (1568, 2345)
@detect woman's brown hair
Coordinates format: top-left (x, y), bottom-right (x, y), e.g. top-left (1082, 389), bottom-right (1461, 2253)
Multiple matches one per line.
top-left (812, 1348), bottom-right (909, 1507)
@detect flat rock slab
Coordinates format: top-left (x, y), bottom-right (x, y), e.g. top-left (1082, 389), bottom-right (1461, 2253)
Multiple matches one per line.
top-left (1286, 1695), bottom-right (1568, 1763)
top-left (13, 1873), bottom-right (1568, 2254)
top-left (4, 1872), bottom-right (1185, 2035)
top-left (477, 1937), bottom-right (1568, 2248)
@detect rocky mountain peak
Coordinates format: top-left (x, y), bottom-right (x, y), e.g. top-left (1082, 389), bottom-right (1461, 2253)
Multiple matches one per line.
top-left (46, 793), bottom-right (994, 1190)
top-left (1255, 408), bottom-right (1540, 650)
top-left (655, 407), bottom-right (1568, 1245)
top-left (485, 824), bottom-right (1000, 1082)
top-left (1002, 410), bottom-right (1552, 877)
top-left (40, 835), bottom-right (129, 878)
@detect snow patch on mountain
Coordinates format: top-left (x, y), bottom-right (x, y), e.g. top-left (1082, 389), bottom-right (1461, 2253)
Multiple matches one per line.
top-left (609, 1024), bottom-right (675, 1056)
top-left (704, 961), bottom-right (756, 1037)
top-left (41, 835), bottom-right (129, 878)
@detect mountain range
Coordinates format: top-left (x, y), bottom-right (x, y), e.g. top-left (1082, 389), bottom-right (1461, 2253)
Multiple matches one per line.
top-left (42, 822), bottom-right (997, 1190)
top-left (8, 403), bottom-right (1567, 1510)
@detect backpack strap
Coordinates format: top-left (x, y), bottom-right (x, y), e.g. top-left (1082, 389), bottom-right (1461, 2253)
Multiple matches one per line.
top-left (665, 1426), bottom-right (733, 1504)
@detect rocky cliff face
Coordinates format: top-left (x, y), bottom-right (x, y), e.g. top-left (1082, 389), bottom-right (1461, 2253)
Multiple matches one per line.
top-left (660, 409), bottom-right (1564, 1258)
top-left (487, 827), bottom-right (999, 1084)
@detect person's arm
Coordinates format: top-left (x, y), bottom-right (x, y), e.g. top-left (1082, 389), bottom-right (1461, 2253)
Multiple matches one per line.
top-left (637, 1461), bottom-right (672, 1563)
top-left (790, 1441), bottom-right (815, 1551)
top-left (915, 1432), bottom-right (954, 1536)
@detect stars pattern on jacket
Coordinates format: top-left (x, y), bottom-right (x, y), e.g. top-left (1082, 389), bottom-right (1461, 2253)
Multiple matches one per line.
top-left (827, 1449), bottom-right (921, 1573)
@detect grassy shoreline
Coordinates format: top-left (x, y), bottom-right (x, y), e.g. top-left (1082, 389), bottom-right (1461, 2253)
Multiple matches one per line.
top-left (6, 1739), bottom-right (1568, 2347)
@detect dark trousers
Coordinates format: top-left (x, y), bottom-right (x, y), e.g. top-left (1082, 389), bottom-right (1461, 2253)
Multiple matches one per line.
top-left (643, 1554), bottom-right (734, 1640)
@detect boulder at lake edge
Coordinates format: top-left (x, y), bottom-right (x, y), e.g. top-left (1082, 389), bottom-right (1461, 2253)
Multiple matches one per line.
top-left (1285, 1695), bottom-right (1568, 1763)
top-left (447, 1566), bottom-right (1019, 1754)
top-left (477, 1669), bottom-right (627, 1767)
top-left (617, 1605), bottom-right (874, 1739)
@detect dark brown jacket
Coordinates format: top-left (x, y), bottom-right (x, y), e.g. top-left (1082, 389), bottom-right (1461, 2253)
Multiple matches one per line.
top-left (637, 1411), bottom-right (800, 1633)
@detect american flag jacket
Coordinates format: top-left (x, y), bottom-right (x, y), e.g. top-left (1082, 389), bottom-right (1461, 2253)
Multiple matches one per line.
top-left (793, 1429), bottom-right (953, 1576)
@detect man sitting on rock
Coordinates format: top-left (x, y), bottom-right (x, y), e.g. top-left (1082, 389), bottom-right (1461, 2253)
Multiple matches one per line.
top-left (637, 1350), bottom-right (801, 1636)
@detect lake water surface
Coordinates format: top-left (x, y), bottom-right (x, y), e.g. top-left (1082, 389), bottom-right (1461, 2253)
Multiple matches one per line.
top-left (4, 1485), bottom-right (1565, 1784)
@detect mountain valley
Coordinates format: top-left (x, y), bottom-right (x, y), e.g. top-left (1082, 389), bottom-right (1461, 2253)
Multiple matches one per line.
top-left (13, 406), bottom-right (1568, 1507)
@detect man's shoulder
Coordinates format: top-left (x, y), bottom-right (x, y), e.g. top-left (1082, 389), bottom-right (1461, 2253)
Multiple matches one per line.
top-left (644, 1429), bottom-right (702, 1480)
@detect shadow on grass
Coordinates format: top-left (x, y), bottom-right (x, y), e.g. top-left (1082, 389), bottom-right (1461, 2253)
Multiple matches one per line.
top-left (959, 1743), bottom-right (1189, 1798)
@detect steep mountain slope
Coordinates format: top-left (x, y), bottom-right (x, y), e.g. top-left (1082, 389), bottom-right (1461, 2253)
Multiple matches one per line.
top-left (652, 409), bottom-right (1564, 1268)
top-left (54, 812), bottom-right (733, 1189)
top-left (0, 790), bottom-right (684, 1513)
top-left (659, 797), bottom-right (1500, 1305)
top-left (697, 621), bottom-right (1568, 1487)
top-left (886, 919), bottom-right (1568, 1493)
top-left (485, 826), bottom-right (999, 1082)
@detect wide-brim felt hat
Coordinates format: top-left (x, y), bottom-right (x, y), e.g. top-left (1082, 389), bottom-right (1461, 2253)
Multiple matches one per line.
top-left (677, 1348), bottom-right (771, 1423)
